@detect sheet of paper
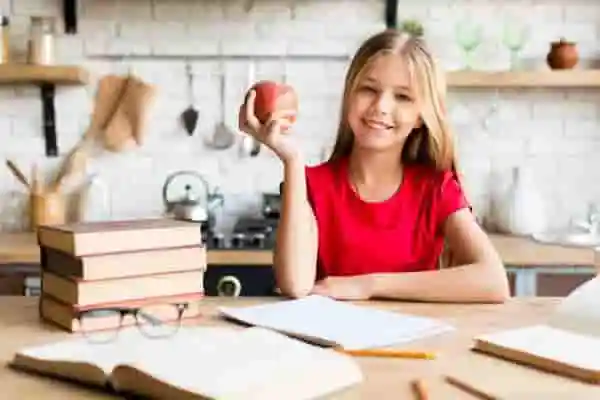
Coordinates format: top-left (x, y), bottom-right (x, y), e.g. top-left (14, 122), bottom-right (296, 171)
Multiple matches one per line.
top-left (549, 275), bottom-right (600, 338)
top-left (218, 295), bottom-right (454, 350)
top-left (476, 324), bottom-right (600, 371)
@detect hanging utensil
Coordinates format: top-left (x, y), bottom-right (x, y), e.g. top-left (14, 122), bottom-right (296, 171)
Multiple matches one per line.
top-left (5, 159), bottom-right (30, 189)
top-left (240, 62), bottom-right (261, 157)
top-left (206, 62), bottom-right (236, 149)
top-left (181, 62), bottom-right (199, 136)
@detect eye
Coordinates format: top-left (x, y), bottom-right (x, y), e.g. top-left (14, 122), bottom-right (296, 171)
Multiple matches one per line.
top-left (357, 85), bottom-right (377, 94)
top-left (395, 93), bottom-right (412, 102)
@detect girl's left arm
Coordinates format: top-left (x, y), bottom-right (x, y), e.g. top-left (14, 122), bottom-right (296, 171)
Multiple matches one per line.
top-left (368, 209), bottom-right (511, 303)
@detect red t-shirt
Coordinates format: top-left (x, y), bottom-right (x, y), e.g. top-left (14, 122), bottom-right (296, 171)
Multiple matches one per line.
top-left (305, 157), bottom-right (469, 279)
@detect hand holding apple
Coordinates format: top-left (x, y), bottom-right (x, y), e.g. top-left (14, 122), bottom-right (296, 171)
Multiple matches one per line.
top-left (249, 80), bottom-right (297, 126)
top-left (238, 80), bottom-right (300, 162)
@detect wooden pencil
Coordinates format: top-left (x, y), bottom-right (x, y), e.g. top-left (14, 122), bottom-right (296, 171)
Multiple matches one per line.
top-left (411, 379), bottom-right (429, 400)
top-left (337, 348), bottom-right (436, 359)
top-left (445, 375), bottom-right (498, 400)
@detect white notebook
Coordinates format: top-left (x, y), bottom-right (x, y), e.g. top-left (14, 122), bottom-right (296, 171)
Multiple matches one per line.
top-left (473, 275), bottom-right (600, 383)
top-left (218, 295), bottom-right (454, 350)
top-left (10, 326), bottom-right (363, 399)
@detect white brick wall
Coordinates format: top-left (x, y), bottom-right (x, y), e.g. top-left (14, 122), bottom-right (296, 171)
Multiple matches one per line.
top-left (0, 0), bottom-right (599, 236)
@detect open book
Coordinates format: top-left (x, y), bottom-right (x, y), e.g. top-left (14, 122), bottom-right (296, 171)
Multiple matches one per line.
top-left (473, 275), bottom-right (600, 383)
top-left (218, 295), bottom-right (454, 350)
top-left (9, 326), bottom-right (363, 399)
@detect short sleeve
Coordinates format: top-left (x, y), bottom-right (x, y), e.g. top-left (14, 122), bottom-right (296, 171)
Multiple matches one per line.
top-left (435, 170), bottom-right (469, 234)
top-left (304, 165), bottom-right (317, 211)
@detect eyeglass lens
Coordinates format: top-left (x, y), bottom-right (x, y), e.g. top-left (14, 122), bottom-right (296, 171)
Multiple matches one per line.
top-left (78, 303), bottom-right (185, 343)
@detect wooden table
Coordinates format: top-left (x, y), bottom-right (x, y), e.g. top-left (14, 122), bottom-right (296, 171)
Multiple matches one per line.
top-left (1, 296), bottom-right (599, 399)
top-left (0, 232), bottom-right (598, 296)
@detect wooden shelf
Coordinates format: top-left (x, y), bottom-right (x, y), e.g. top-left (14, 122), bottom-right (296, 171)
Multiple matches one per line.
top-left (0, 64), bottom-right (89, 157)
top-left (0, 64), bottom-right (88, 85)
top-left (446, 69), bottom-right (600, 88)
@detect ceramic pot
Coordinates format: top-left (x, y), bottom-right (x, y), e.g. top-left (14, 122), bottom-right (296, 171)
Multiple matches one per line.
top-left (546, 38), bottom-right (578, 69)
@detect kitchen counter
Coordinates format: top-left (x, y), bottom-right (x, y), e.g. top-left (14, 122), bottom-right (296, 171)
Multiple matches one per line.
top-left (0, 232), bottom-right (597, 297)
top-left (0, 232), bottom-right (273, 266)
top-left (0, 232), bottom-right (597, 267)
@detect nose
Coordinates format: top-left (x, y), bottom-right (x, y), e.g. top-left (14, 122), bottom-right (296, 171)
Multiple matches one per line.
top-left (373, 91), bottom-right (394, 115)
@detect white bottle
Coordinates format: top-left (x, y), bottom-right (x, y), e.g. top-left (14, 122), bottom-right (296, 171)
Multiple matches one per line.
top-left (80, 174), bottom-right (111, 222)
top-left (501, 165), bottom-right (546, 236)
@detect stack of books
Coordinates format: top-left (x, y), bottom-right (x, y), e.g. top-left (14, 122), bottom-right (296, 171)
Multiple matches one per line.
top-left (36, 218), bottom-right (206, 333)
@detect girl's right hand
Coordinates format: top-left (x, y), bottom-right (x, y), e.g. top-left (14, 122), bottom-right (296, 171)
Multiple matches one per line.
top-left (238, 90), bottom-right (299, 162)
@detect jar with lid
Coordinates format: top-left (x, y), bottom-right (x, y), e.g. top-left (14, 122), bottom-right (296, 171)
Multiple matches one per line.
top-left (27, 16), bottom-right (55, 65)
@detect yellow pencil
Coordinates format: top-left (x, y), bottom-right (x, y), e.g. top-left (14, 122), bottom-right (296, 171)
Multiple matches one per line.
top-left (336, 348), bottom-right (437, 359)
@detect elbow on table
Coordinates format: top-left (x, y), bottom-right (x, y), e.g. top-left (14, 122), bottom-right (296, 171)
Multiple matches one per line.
top-left (277, 283), bottom-right (313, 299)
top-left (483, 261), bottom-right (511, 303)
top-left (485, 284), bottom-right (511, 304)
top-left (274, 268), bottom-right (314, 299)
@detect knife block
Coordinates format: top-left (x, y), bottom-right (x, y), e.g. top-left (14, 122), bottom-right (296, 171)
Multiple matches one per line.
top-left (29, 191), bottom-right (66, 231)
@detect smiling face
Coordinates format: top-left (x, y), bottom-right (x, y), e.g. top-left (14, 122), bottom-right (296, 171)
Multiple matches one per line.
top-left (346, 53), bottom-right (421, 154)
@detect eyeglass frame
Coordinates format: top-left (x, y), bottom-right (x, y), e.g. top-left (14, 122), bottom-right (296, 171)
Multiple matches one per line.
top-left (75, 302), bottom-right (190, 342)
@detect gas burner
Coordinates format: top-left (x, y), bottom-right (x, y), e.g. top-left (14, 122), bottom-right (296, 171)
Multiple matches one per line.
top-left (209, 232), bottom-right (226, 249)
top-left (203, 217), bottom-right (278, 250)
top-left (229, 217), bottom-right (277, 249)
top-left (230, 231), bottom-right (269, 249)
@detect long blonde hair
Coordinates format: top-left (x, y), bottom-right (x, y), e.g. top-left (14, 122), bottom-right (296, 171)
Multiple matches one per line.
top-left (329, 29), bottom-right (457, 174)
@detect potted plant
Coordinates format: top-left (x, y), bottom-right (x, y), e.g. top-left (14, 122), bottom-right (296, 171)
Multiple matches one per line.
top-left (400, 19), bottom-right (424, 37)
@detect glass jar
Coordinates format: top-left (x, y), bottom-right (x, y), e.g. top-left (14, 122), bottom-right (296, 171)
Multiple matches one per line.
top-left (27, 16), bottom-right (55, 65)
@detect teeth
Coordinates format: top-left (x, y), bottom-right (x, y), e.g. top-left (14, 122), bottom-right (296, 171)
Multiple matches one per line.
top-left (365, 120), bottom-right (392, 129)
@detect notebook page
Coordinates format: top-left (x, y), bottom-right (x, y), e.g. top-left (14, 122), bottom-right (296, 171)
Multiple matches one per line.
top-left (476, 324), bottom-right (600, 370)
top-left (218, 295), bottom-right (454, 350)
top-left (18, 327), bottom-right (237, 374)
top-left (549, 275), bottom-right (600, 338)
top-left (132, 327), bottom-right (362, 400)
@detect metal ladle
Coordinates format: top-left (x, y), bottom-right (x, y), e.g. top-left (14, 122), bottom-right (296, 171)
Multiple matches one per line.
top-left (206, 65), bottom-right (236, 150)
top-left (181, 62), bottom-right (199, 136)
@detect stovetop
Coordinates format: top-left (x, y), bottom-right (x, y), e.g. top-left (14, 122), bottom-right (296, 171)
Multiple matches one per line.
top-left (204, 217), bottom-right (278, 250)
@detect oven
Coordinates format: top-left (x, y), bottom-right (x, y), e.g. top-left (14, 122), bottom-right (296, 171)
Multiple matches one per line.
top-left (203, 191), bottom-right (281, 297)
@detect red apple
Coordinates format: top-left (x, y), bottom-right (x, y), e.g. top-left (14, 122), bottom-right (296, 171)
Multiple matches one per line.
top-left (247, 80), bottom-right (298, 128)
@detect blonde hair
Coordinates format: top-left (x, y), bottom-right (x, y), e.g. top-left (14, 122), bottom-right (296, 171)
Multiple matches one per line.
top-left (329, 29), bottom-right (457, 173)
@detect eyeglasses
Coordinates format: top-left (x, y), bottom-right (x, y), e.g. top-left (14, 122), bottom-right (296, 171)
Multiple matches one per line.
top-left (76, 302), bottom-right (189, 344)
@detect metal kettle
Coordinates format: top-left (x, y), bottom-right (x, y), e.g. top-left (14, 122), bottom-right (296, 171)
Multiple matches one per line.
top-left (162, 170), bottom-right (224, 223)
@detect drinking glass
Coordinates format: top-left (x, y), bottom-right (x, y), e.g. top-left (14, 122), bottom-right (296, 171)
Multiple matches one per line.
top-left (455, 19), bottom-right (483, 70)
top-left (502, 21), bottom-right (529, 70)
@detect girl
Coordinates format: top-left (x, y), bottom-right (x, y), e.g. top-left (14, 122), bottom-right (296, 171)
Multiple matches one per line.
top-left (238, 29), bottom-right (510, 303)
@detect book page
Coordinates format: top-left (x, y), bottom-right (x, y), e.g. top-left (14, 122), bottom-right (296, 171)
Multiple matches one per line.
top-left (127, 327), bottom-right (362, 400)
top-left (475, 324), bottom-right (600, 371)
top-left (18, 326), bottom-right (237, 375)
top-left (16, 326), bottom-right (362, 399)
top-left (218, 295), bottom-right (454, 350)
top-left (548, 275), bottom-right (600, 338)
